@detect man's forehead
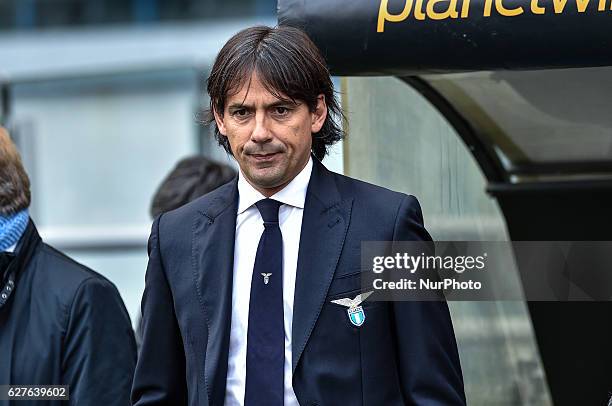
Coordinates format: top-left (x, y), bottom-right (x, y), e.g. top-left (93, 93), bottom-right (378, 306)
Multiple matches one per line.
top-left (225, 73), bottom-right (292, 107)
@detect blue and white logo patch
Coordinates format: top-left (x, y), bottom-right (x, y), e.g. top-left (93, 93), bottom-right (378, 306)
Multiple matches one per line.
top-left (331, 291), bottom-right (373, 327)
top-left (347, 306), bottom-right (366, 327)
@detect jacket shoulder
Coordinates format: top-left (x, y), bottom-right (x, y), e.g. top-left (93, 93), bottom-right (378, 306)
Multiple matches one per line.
top-left (20, 243), bottom-right (129, 332)
top-left (37, 243), bottom-right (114, 287)
top-left (330, 170), bottom-right (410, 211)
top-left (325, 169), bottom-right (430, 240)
top-left (34, 243), bottom-right (122, 303)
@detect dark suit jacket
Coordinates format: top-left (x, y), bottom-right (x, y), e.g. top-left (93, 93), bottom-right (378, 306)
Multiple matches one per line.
top-left (132, 158), bottom-right (465, 406)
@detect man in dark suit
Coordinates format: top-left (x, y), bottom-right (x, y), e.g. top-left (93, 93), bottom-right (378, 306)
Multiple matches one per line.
top-left (132, 26), bottom-right (465, 406)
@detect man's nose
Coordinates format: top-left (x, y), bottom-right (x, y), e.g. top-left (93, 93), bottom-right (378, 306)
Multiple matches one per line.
top-left (250, 114), bottom-right (273, 143)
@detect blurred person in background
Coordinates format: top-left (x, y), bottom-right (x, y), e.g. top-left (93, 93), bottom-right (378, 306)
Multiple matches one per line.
top-left (0, 127), bottom-right (137, 405)
top-left (149, 155), bottom-right (237, 219)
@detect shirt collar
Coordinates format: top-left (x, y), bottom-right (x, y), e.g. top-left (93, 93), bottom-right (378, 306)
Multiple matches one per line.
top-left (237, 156), bottom-right (313, 214)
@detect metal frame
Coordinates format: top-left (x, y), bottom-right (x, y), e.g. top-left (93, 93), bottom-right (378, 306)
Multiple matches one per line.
top-left (403, 76), bottom-right (612, 180)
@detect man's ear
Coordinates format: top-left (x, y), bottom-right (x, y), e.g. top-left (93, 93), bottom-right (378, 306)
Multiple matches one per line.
top-left (213, 107), bottom-right (228, 136)
top-left (311, 94), bottom-right (328, 134)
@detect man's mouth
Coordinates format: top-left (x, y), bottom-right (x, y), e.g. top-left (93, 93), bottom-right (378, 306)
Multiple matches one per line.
top-left (250, 152), bottom-right (280, 162)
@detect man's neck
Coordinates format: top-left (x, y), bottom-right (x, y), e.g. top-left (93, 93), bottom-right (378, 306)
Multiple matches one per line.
top-left (252, 180), bottom-right (291, 198)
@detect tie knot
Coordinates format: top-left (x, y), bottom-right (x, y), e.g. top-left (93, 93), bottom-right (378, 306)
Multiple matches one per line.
top-left (255, 199), bottom-right (282, 224)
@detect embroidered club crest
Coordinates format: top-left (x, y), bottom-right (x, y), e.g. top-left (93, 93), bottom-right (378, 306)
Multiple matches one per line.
top-left (331, 291), bottom-right (373, 327)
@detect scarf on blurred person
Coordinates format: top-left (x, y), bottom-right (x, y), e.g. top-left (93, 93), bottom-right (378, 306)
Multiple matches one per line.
top-left (0, 209), bottom-right (29, 252)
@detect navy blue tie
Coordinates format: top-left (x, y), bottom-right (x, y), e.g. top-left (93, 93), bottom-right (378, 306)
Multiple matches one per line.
top-left (245, 198), bottom-right (284, 406)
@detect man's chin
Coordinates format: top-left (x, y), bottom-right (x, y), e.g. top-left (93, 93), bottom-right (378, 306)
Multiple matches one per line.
top-left (244, 169), bottom-right (286, 190)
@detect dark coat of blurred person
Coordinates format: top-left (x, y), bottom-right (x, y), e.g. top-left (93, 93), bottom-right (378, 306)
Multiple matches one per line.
top-left (0, 127), bottom-right (137, 405)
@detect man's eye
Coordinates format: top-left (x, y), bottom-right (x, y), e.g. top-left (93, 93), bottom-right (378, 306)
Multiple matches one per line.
top-left (274, 107), bottom-right (290, 116)
top-left (232, 109), bottom-right (249, 117)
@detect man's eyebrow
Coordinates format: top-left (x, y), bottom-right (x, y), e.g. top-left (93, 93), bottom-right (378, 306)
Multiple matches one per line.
top-left (227, 100), bottom-right (299, 110)
top-left (267, 100), bottom-right (299, 108)
top-left (227, 102), bottom-right (250, 110)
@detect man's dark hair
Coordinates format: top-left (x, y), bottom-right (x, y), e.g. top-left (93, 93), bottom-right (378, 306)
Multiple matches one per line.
top-left (205, 25), bottom-right (344, 161)
top-left (150, 156), bottom-right (236, 218)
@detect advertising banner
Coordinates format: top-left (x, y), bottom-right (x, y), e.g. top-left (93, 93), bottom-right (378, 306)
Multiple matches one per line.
top-left (278, 0), bottom-right (612, 75)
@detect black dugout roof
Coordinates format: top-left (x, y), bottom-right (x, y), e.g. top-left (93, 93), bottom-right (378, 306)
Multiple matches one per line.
top-left (278, 0), bottom-right (612, 75)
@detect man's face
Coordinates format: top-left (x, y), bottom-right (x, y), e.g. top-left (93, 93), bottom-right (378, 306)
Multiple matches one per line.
top-left (214, 72), bottom-right (327, 197)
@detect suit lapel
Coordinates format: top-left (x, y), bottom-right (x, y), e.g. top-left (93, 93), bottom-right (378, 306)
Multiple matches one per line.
top-left (192, 179), bottom-right (238, 406)
top-left (292, 160), bottom-right (353, 373)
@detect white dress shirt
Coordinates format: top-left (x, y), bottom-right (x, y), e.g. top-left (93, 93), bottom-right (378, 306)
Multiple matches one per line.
top-left (224, 157), bottom-right (313, 406)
